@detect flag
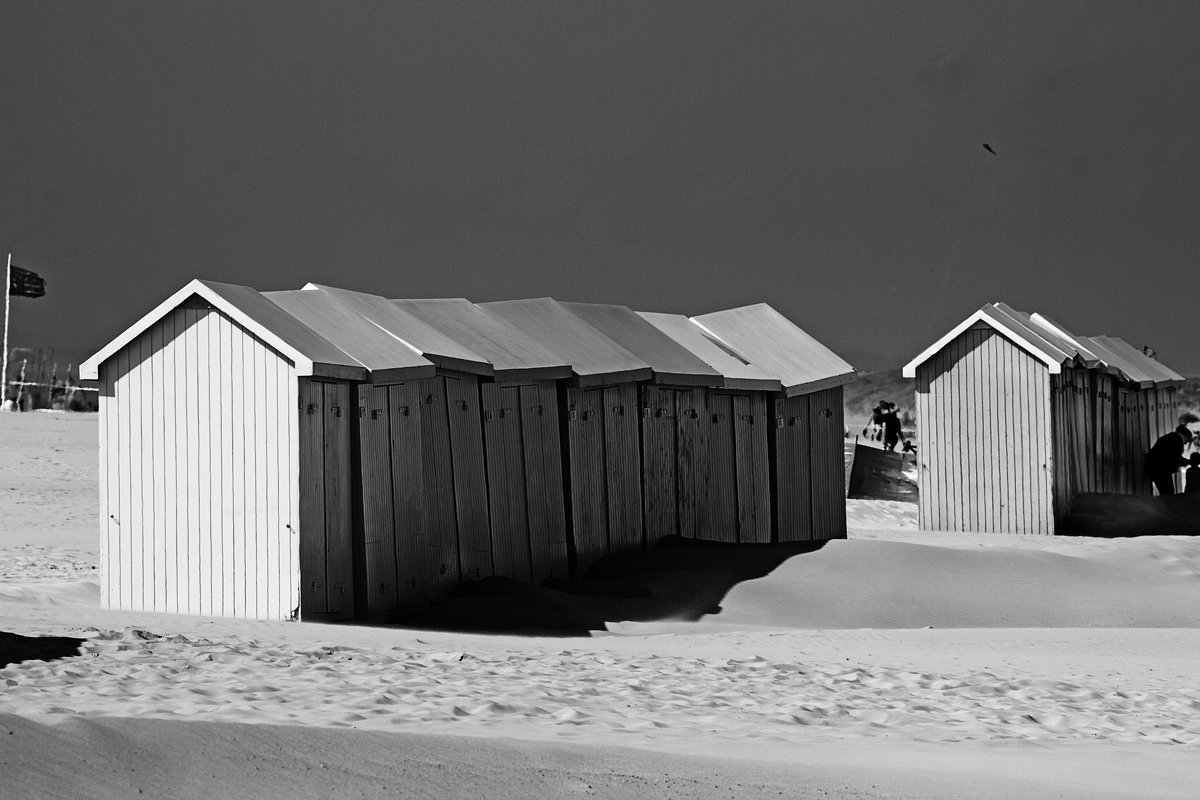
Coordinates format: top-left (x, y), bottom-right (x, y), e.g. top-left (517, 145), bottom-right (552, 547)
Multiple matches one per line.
top-left (8, 265), bottom-right (45, 298)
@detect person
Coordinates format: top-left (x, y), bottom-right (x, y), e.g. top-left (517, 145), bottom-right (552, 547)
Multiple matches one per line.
top-left (881, 404), bottom-right (902, 452)
top-left (1187, 453), bottom-right (1200, 494)
top-left (1145, 423), bottom-right (1194, 495)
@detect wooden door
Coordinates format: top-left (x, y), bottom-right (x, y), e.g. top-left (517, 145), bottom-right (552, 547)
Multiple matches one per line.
top-left (602, 384), bottom-right (642, 555)
top-left (387, 382), bottom-right (425, 611)
top-left (357, 384), bottom-right (398, 619)
top-left (566, 386), bottom-right (608, 575)
top-left (483, 382), bottom-right (532, 580)
top-left (773, 394), bottom-right (814, 541)
top-left (641, 384), bottom-right (678, 541)
top-left (446, 375), bottom-right (491, 582)
top-left (298, 379), bottom-right (354, 620)
top-left (417, 377), bottom-right (460, 601)
top-left (703, 392), bottom-right (739, 542)
top-left (733, 393), bottom-right (772, 543)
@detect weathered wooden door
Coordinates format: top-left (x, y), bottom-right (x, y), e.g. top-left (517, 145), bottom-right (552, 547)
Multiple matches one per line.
top-left (732, 393), bottom-right (772, 543)
top-left (445, 375), bottom-right (492, 582)
top-left (641, 385), bottom-right (680, 542)
top-left (807, 387), bottom-right (847, 540)
top-left (484, 380), bottom-right (569, 581)
top-left (601, 384), bottom-right (642, 554)
top-left (357, 384), bottom-right (398, 619)
top-left (416, 377), bottom-right (461, 601)
top-left (298, 379), bottom-right (354, 620)
top-left (773, 393), bottom-right (814, 541)
top-left (387, 382), bottom-right (426, 611)
top-left (643, 386), bottom-right (768, 544)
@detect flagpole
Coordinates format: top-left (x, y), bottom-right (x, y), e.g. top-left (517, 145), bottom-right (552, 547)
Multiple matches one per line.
top-left (2, 253), bottom-right (10, 409)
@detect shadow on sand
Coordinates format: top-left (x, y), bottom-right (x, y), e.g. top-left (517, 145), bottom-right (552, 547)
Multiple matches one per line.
top-left (402, 535), bottom-right (829, 636)
top-left (1060, 492), bottom-right (1200, 538)
top-left (0, 631), bottom-right (86, 668)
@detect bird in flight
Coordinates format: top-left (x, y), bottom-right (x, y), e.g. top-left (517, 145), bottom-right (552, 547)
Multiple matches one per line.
top-left (982, 143), bottom-right (998, 156)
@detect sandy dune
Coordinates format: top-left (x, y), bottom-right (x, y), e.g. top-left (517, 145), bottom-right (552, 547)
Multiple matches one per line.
top-left (3, 411), bottom-right (1200, 798)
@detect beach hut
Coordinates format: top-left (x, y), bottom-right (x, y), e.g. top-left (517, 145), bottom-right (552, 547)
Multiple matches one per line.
top-left (691, 304), bottom-right (857, 542)
top-left (902, 302), bottom-right (1185, 535)
top-left (637, 312), bottom-right (784, 546)
top-left (264, 285), bottom-right (497, 619)
top-left (393, 298), bottom-right (574, 586)
top-left (558, 302), bottom-right (741, 552)
top-left (479, 298), bottom-right (657, 574)
top-left (80, 279), bottom-right (369, 622)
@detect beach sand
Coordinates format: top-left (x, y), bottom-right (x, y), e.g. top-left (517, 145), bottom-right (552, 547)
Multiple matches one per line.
top-left (2, 410), bottom-right (1199, 798)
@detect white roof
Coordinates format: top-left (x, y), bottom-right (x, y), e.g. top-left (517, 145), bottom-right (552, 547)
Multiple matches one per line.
top-left (80, 279), bottom-right (368, 381)
top-left (903, 302), bottom-right (1183, 387)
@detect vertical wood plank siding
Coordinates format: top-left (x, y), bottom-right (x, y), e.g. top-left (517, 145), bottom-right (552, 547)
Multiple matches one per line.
top-left (807, 387), bottom-right (847, 540)
top-left (640, 384), bottom-right (678, 543)
top-left (704, 393), bottom-right (738, 541)
top-left (602, 383), bottom-right (643, 556)
top-left (520, 382), bottom-right (570, 579)
top-left (416, 377), bottom-right (461, 601)
top-left (447, 375), bottom-right (492, 581)
top-left (773, 394), bottom-right (813, 540)
top-left (387, 382), bottom-right (425, 612)
top-left (357, 384), bottom-right (397, 618)
top-left (482, 381), bottom-right (529, 580)
top-left (916, 327), bottom-right (1053, 534)
top-left (99, 306), bottom-right (299, 620)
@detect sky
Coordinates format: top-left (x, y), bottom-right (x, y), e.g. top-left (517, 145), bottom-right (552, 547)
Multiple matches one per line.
top-left (3, 1), bottom-right (1200, 376)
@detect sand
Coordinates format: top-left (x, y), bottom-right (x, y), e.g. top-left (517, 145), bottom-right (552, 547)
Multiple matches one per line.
top-left (2, 410), bottom-right (1199, 798)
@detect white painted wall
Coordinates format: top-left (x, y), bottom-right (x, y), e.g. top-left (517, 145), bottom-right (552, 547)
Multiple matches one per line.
top-left (98, 304), bottom-right (300, 619)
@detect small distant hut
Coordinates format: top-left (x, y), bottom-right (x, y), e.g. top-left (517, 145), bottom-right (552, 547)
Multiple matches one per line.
top-left (83, 279), bottom-right (857, 621)
top-left (903, 302), bottom-right (1186, 535)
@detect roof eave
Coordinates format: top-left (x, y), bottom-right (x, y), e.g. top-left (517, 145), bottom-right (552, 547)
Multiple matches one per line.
top-left (369, 364), bottom-right (440, 384)
top-left (575, 366), bottom-right (656, 387)
top-left (491, 365), bottom-right (575, 382)
top-left (651, 371), bottom-right (723, 387)
top-left (782, 370), bottom-right (857, 397)
top-left (722, 377), bottom-right (784, 392)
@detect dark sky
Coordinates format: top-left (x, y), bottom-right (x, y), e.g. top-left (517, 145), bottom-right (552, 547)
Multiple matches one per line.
top-left (3, 2), bottom-right (1200, 375)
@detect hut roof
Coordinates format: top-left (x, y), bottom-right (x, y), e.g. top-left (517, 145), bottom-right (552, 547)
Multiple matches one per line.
top-left (1082, 335), bottom-right (1184, 388)
top-left (84, 278), bottom-right (857, 393)
top-left (298, 285), bottom-right (494, 377)
top-left (264, 288), bottom-right (439, 383)
top-left (691, 303), bottom-right (856, 397)
top-left (479, 298), bottom-right (654, 387)
top-left (636, 312), bottom-right (782, 392)
top-left (902, 302), bottom-right (1183, 387)
top-left (393, 298), bottom-right (572, 381)
top-left (559, 302), bottom-right (723, 387)
top-left (80, 279), bottom-right (368, 381)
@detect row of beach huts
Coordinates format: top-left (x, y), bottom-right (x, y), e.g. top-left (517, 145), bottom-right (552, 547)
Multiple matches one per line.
top-left (81, 280), bottom-right (854, 622)
top-left (82, 282), bottom-right (1187, 622)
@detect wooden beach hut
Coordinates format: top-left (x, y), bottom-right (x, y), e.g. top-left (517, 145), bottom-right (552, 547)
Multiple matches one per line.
top-left (80, 279), bottom-right (370, 622)
top-left (558, 302), bottom-right (733, 552)
top-left (690, 304), bottom-right (857, 542)
top-left (393, 298), bottom-right (574, 586)
top-left (479, 298), bottom-right (657, 574)
top-left (264, 284), bottom-right (497, 619)
top-left (637, 311), bottom-right (783, 545)
top-left (902, 302), bottom-right (1185, 535)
